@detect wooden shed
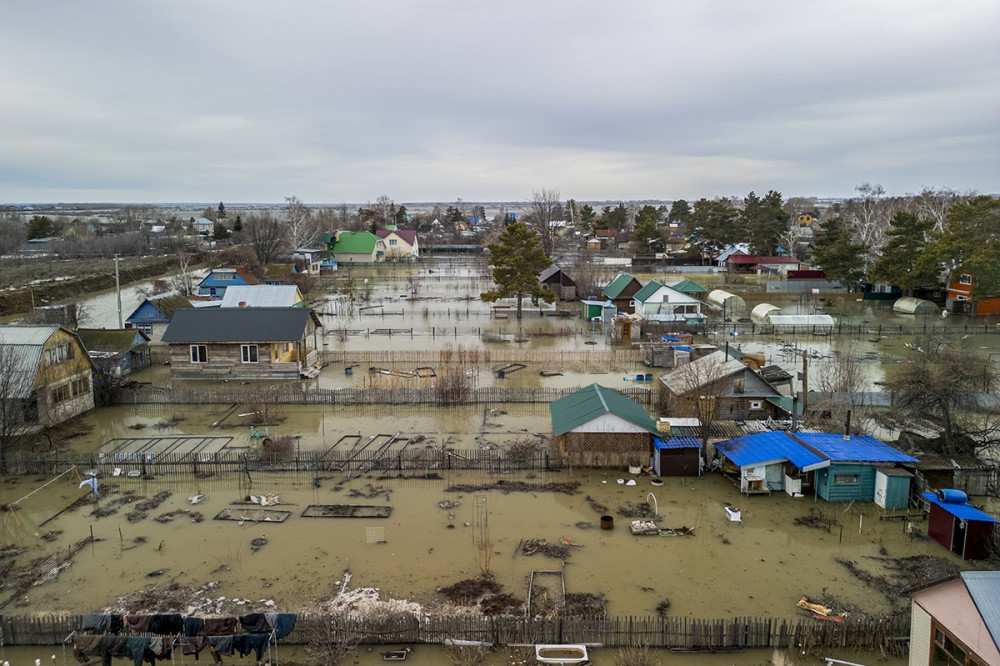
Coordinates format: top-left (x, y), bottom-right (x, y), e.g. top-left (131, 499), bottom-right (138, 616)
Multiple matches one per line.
top-left (874, 467), bottom-right (913, 510)
top-left (923, 490), bottom-right (998, 560)
top-left (550, 383), bottom-right (658, 468)
top-left (652, 436), bottom-right (701, 477)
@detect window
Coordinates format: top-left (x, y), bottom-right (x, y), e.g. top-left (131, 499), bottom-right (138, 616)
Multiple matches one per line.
top-left (51, 384), bottom-right (70, 404)
top-left (71, 377), bottom-right (89, 396)
top-left (241, 344), bottom-right (259, 363)
top-left (933, 623), bottom-right (984, 665)
top-left (959, 274), bottom-right (972, 285)
top-left (389, 238), bottom-right (397, 246)
top-left (956, 295), bottom-right (968, 301)
top-left (834, 473), bottom-right (859, 485)
top-left (44, 343), bottom-right (74, 366)
top-left (190, 345), bottom-right (208, 364)
top-left (749, 400), bottom-right (762, 410)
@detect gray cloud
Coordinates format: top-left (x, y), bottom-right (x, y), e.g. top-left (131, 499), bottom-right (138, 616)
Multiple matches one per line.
top-left (0, 0), bottom-right (997, 203)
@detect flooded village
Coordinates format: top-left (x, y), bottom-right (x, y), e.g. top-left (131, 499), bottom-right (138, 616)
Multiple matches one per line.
top-left (1, 200), bottom-right (999, 666)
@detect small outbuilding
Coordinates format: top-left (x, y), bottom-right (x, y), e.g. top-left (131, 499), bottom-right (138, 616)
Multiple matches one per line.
top-left (750, 303), bottom-right (782, 324)
top-left (923, 490), bottom-right (998, 560)
top-left (909, 571), bottom-right (1000, 666)
top-left (652, 436), bottom-right (701, 477)
top-left (550, 383), bottom-right (659, 468)
top-left (893, 296), bottom-right (939, 315)
top-left (538, 265), bottom-right (577, 301)
top-left (705, 290), bottom-right (746, 318)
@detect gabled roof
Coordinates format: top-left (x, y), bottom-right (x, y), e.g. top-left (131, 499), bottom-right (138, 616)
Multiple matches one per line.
top-left (375, 228), bottom-right (417, 245)
top-left (333, 231), bottom-right (381, 254)
top-left (76, 328), bottom-right (150, 355)
top-left (197, 266), bottom-right (259, 288)
top-left (538, 265), bottom-right (562, 282)
top-left (220, 285), bottom-right (303, 308)
top-left (715, 431), bottom-right (828, 471)
top-left (143, 291), bottom-right (194, 318)
top-left (550, 383), bottom-right (658, 436)
top-left (632, 280), bottom-right (664, 302)
top-left (161, 308), bottom-right (321, 344)
top-left (602, 273), bottom-right (639, 299)
top-left (727, 255), bottom-right (800, 264)
top-left (0, 325), bottom-right (91, 396)
top-left (667, 278), bottom-right (708, 294)
top-left (659, 354), bottom-right (748, 394)
top-left (633, 281), bottom-right (701, 304)
top-left (962, 571), bottom-right (1000, 650)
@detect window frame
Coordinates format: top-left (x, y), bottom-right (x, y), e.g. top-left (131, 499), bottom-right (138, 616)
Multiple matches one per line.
top-left (833, 473), bottom-right (860, 485)
top-left (241, 344), bottom-right (259, 364)
top-left (190, 345), bottom-right (208, 364)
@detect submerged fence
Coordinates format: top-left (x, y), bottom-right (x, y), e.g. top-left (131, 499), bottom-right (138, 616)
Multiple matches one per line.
top-left (0, 611), bottom-right (910, 654)
top-left (1, 447), bottom-right (559, 478)
top-left (113, 384), bottom-right (655, 407)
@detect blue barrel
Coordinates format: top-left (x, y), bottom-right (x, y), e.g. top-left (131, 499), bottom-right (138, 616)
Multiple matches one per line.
top-left (497, 370), bottom-right (505, 379)
top-left (937, 489), bottom-right (968, 503)
top-left (645, 374), bottom-right (653, 381)
top-left (345, 367), bottom-right (353, 376)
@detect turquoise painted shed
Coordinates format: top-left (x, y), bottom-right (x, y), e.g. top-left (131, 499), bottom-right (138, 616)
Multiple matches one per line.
top-left (875, 467), bottom-right (913, 510)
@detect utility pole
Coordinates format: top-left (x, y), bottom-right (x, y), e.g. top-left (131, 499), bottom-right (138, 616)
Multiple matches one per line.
top-left (801, 350), bottom-right (809, 410)
top-left (114, 255), bottom-right (123, 329)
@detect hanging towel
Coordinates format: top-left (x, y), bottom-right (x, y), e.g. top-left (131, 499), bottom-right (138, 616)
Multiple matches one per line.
top-left (239, 613), bottom-right (269, 633)
top-left (207, 635), bottom-right (234, 656)
top-left (147, 613), bottom-right (183, 635)
top-left (271, 614), bottom-right (296, 640)
top-left (125, 614), bottom-right (149, 633)
top-left (183, 616), bottom-right (201, 637)
top-left (124, 636), bottom-right (150, 666)
top-left (201, 616), bottom-right (238, 636)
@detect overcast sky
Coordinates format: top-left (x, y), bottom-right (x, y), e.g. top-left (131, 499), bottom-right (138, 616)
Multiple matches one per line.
top-left (1, 1), bottom-right (997, 205)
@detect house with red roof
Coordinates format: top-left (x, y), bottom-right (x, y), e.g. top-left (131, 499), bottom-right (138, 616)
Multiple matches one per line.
top-left (726, 255), bottom-right (802, 275)
top-left (375, 226), bottom-right (419, 260)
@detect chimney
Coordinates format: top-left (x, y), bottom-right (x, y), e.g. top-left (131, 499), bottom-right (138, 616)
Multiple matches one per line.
top-left (239, 301), bottom-right (247, 308)
top-left (790, 395), bottom-right (798, 432)
top-left (844, 410), bottom-right (852, 441)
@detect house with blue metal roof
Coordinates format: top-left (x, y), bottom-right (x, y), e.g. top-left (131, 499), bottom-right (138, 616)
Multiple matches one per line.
top-left (196, 266), bottom-right (259, 299)
top-left (714, 431), bottom-right (918, 504)
top-left (124, 291), bottom-right (194, 343)
top-left (910, 571), bottom-right (1000, 664)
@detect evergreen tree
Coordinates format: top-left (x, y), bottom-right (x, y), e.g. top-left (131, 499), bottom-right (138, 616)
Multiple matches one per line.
top-left (233, 214), bottom-right (242, 233)
top-left (811, 216), bottom-right (867, 287)
top-left (871, 211), bottom-right (939, 293)
top-left (924, 195), bottom-right (1000, 301)
top-left (212, 220), bottom-right (229, 241)
top-left (686, 198), bottom-right (740, 258)
top-left (632, 205), bottom-right (664, 254)
top-left (742, 190), bottom-right (789, 255)
top-left (480, 221), bottom-right (555, 319)
top-left (217, 201), bottom-right (227, 218)
top-left (668, 199), bottom-right (691, 224)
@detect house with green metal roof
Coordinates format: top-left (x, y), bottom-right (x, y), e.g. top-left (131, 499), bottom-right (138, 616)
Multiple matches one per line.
top-left (550, 383), bottom-right (658, 468)
top-left (666, 278), bottom-right (708, 296)
top-left (601, 273), bottom-right (642, 314)
top-left (631, 280), bottom-right (706, 322)
top-left (328, 231), bottom-right (386, 264)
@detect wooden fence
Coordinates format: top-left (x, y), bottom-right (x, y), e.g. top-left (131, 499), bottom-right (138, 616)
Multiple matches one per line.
top-left (114, 384), bottom-right (654, 407)
top-left (0, 611), bottom-right (910, 655)
top-left (1, 447), bottom-right (560, 478)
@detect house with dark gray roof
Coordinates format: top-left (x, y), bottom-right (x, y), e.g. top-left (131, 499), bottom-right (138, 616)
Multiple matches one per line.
top-left (161, 308), bottom-right (323, 380)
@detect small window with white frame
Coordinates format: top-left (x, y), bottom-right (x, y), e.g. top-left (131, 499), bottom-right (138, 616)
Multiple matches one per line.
top-left (959, 273), bottom-right (972, 285)
top-left (750, 400), bottom-right (762, 410)
top-left (190, 345), bottom-right (208, 364)
top-left (241, 344), bottom-right (259, 363)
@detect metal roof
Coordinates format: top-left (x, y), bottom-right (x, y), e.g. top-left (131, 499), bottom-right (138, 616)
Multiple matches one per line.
top-left (794, 432), bottom-right (918, 463)
top-left (332, 231), bottom-right (381, 254)
top-left (161, 308), bottom-right (320, 344)
top-left (0, 325), bottom-right (60, 345)
top-left (549, 383), bottom-right (658, 436)
top-left (715, 431), bottom-right (827, 471)
top-left (767, 314), bottom-right (835, 327)
top-left (653, 436), bottom-right (701, 450)
top-left (602, 273), bottom-right (638, 299)
top-left (923, 493), bottom-right (998, 523)
top-left (659, 354), bottom-right (746, 394)
top-left (220, 285), bottom-right (302, 308)
top-left (666, 278), bottom-right (707, 294)
top-left (76, 328), bottom-right (149, 355)
top-left (961, 571), bottom-right (1000, 651)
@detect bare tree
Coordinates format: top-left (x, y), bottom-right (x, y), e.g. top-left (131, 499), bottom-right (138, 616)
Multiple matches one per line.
top-left (0, 211), bottom-right (26, 255)
top-left (884, 336), bottom-right (997, 455)
top-left (242, 210), bottom-right (288, 266)
top-left (0, 343), bottom-right (38, 473)
top-left (845, 183), bottom-right (900, 271)
top-left (811, 350), bottom-right (874, 433)
top-left (304, 614), bottom-right (359, 666)
top-left (171, 249), bottom-right (196, 296)
top-left (284, 195), bottom-right (318, 250)
top-left (372, 195), bottom-right (395, 229)
top-left (658, 351), bottom-right (736, 448)
top-left (524, 188), bottom-right (561, 256)
top-left (911, 187), bottom-right (968, 233)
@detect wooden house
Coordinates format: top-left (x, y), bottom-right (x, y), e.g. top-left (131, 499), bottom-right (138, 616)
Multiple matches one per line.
top-left (908, 453), bottom-right (997, 497)
top-left (161, 308), bottom-right (323, 380)
top-left (601, 273), bottom-right (642, 314)
top-left (538, 265), bottom-right (577, 301)
top-left (550, 383), bottom-right (659, 468)
top-left (197, 266), bottom-right (259, 298)
top-left (946, 269), bottom-right (1000, 315)
top-left (76, 328), bottom-right (151, 382)
top-left (714, 431), bottom-right (918, 503)
top-left (726, 255), bottom-right (801, 275)
top-left (923, 490), bottom-right (998, 560)
top-left (909, 571), bottom-right (1000, 665)
top-left (0, 325), bottom-right (95, 429)
top-left (658, 351), bottom-right (785, 421)
top-left (125, 291), bottom-right (194, 342)
top-left (375, 227), bottom-right (420, 259)
top-left (631, 281), bottom-right (706, 323)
